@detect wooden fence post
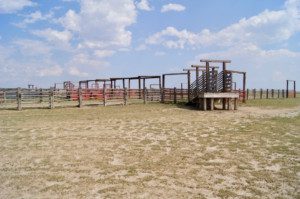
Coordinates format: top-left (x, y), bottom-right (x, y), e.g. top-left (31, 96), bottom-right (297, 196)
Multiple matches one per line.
top-left (124, 88), bottom-right (128, 105)
top-left (49, 89), bottom-right (54, 109)
top-left (39, 88), bottom-right (43, 103)
top-left (143, 87), bottom-right (147, 104)
top-left (266, 89), bottom-right (269, 99)
top-left (271, 89), bottom-right (274, 98)
top-left (282, 89), bottom-right (285, 98)
top-left (260, 89), bottom-right (263, 99)
top-left (277, 89), bottom-right (280, 98)
top-left (78, 88), bottom-right (83, 108)
top-left (247, 89), bottom-right (249, 100)
top-left (103, 85), bottom-right (107, 107)
top-left (253, 89), bottom-right (256, 99)
top-left (174, 87), bottom-right (177, 104)
top-left (17, 88), bottom-right (22, 111)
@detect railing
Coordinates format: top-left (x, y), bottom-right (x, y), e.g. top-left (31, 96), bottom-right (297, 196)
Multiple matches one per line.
top-left (244, 89), bottom-right (297, 100)
top-left (0, 87), bottom-right (189, 110)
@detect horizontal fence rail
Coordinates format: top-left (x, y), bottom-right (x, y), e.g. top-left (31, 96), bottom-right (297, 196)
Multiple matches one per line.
top-left (0, 87), bottom-right (297, 111)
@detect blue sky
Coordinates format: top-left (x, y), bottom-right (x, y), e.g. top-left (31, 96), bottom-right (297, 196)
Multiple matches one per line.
top-left (0, 0), bottom-right (299, 89)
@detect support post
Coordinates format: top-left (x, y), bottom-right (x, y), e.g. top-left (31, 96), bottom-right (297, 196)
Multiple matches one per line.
top-left (17, 88), bottom-right (22, 111)
top-left (247, 89), bottom-right (249, 100)
top-left (234, 98), bottom-right (238, 110)
top-left (124, 88), bottom-right (128, 105)
top-left (39, 88), bottom-right (43, 103)
top-left (253, 89), bottom-right (256, 99)
top-left (271, 89), bottom-right (274, 98)
top-left (260, 89), bottom-right (263, 99)
top-left (210, 98), bottom-right (214, 111)
top-left (242, 72), bottom-right (246, 103)
top-left (143, 79), bottom-right (147, 104)
top-left (187, 70), bottom-right (191, 102)
top-left (205, 61), bottom-right (210, 92)
top-left (180, 83), bottom-right (183, 100)
top-left (196, 67), bottom-right (199, 96)
top-left (138, 77), bottom-right (141, 99)
top-left (282, 89), bottom-right (285, 98)
top-left (286, 80), bottom-right (289, 98)
top-left (277, 89), bottom-right (280, 98)
top-left (162, 75), bottom-right (165, 103)
top-left (122, 79), bottom-right (125, 89)
top-left (159, 76), bottom-right (162, 102)
top-left (173, 87), bottom-right (177, 104)
top-left (227, 99), bottom-right (232, 110)
top-left (49, 89), bottom-right (54, 109)
top-left (266, 89), bottom-right (269, 99)
top-left (78, 88), bottom-right (83, 108)
top-left (203, 98), bottom-right (207, 111)
top-left (103, 84), bottom-right (106, 106)
top-left (294, 81), bottom-right (296, 98)
top-left (128, 79), bottom-right (131, 99)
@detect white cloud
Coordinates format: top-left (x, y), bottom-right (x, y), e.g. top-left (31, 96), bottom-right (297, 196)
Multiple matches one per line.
top-left (59, 0), bottom-right (137, 49)
top-left (14, 11), bottom-right (54, 28)
top-left (94, 50), bottom-right (115, 58)
top-left (136, 0), bottom-right (152, 11)
top-left (32, 28), bottom-right (72, 44)
top-left (148, 0), bottom-right (300, 49)
top-left (161, 3), bottom-right (185, 13)
top-left (38, 65), bottom-right (63, 77)
top-left (68, 66), bottom-right (88, 77)
top-left (13, 39), bottom-right (52, 56)
top-left (0, 0), bottom-right (36, 13)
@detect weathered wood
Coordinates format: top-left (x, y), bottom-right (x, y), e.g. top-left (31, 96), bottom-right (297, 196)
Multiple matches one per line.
top-left (143, 88), bottom-right (147, 104)
top-left (266, 89), bottom-right (269, 99)
top-left (242, 72), bottom-right (246, 103)
top-left (260, 89), bottom-right (263, 99)
top-left (234, 98), bottom-right (238, 110)
top-left (173, 87), bottom-right (177, 104)
top-left (203, 98), bottom-right (207, 111)
top-left (246, 89), bottom-right (249, 100)
top-left (210, 98), bottom-right (214, 111)
top-left (124, 88), bottom-right (128, 105)
top-left (277, 89), bottom-right (280, 98)
top-left (78, 88), bottom-right (83, 108)
top-left (39, 88), bottom-right (43, 103)
top-left (17, 88), bottom-right (22, 111)
top-left (187, 70), bottom-right (191, 102)
top-left (253, 89), bottom-right (256, 99)
top-left (200, 59), bottom-right (231, 63)
top-left (271, 89), bottom-right (274, 98)
top-left (49, 90), bottom-right (54, 109)
top-left (286, 80), bottom-right (289, 98)
top-left (103, 85), bottom-right (107, 107)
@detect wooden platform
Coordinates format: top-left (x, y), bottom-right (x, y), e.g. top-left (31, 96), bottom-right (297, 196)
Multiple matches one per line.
top-left (196, 92), bottom-right (239, 111)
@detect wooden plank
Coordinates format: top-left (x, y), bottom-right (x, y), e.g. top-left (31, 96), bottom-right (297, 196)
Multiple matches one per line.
top-left (200, 59), bottom-right (231, 63)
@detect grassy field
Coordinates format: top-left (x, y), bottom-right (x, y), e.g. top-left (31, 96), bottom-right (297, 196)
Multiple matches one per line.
top-left (0, 98), bottom-right (299, 198)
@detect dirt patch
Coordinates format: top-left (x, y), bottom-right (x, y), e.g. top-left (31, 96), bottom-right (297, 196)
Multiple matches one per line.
top-left (0, 103), bottom-right (299, 198)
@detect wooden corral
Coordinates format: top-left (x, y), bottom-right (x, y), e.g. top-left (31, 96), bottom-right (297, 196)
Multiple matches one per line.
top-left (0, 59), bottom-right (297, 111)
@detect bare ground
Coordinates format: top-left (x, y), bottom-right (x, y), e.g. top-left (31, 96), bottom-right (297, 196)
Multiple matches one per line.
top-left (0, 102), bottom-right (299, 198)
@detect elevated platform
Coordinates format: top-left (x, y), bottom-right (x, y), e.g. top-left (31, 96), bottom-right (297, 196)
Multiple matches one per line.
top-left (194, 92), bottom-right (239, 111)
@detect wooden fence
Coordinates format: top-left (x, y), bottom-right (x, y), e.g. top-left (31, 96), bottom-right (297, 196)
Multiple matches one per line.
top-left (0, 87), bottom-right (186, 110)
top-left (0, 87), bottom-right (297, 111)
top-left (244, 89), bottom-right (297, 100)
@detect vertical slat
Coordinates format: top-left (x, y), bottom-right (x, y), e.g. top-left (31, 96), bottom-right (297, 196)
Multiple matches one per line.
top-left (17, 88), bottom-right (22, 111)
top-left (173, 87), bottom-right (177, 104)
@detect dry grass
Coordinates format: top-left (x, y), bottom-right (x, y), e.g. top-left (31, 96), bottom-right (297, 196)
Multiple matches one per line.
top-left (0, 100), bottom-right (299, 198)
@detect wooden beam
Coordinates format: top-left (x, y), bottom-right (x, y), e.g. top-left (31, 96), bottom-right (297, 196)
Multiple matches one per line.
top-left (200, 59), bottom-right (231, 63)
top-left (162, 72), bottom-right (187, 76)
top-left (191, 65), bottom-right (219, 69)
top-left (225, 70), bottom-right (246, 75)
